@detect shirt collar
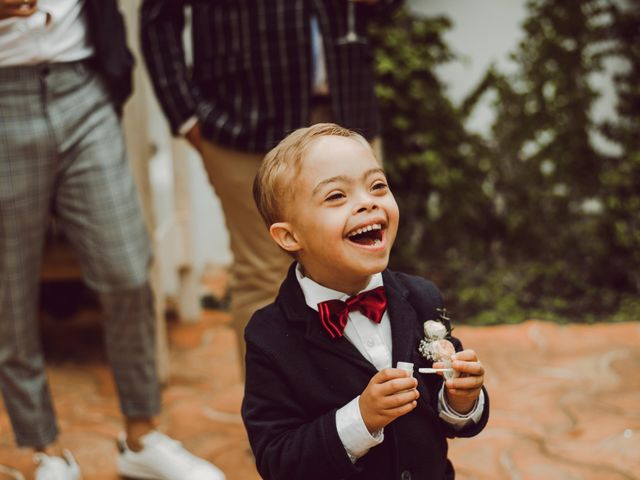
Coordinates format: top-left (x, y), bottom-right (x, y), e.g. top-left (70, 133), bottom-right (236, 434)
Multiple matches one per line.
top-left (295, 262), bottom-right (384, 312)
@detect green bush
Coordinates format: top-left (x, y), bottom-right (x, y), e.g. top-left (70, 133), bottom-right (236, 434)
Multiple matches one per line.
top-left (370, 1), bottom-right (640, 324)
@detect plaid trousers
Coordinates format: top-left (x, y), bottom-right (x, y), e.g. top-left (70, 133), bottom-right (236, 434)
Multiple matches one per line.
top-left (0, 61), bottom-right (160, 448)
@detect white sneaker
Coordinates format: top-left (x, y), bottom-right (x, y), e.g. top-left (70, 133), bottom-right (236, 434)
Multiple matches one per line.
top-left (34, 450), bottom-right (82, 480)
top-left (116, 431), bottom-right (225, 480)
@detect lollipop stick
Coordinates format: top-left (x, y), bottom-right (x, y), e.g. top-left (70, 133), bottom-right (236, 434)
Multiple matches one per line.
top-left (418, 368), bottom-right (453, 374)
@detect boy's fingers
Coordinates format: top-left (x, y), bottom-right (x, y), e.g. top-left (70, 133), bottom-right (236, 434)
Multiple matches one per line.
top-left (372, 368), bottom-right (409, 384)
top-left (382, 400), bottom-right (417, 418)
top-left (376, 377), bottom-right (416, 397)
top-left (380, 388), bottom-right (419, 409)
top-left (452, 360), bottom-right (484, 377)
top-left (446, 387), bottom-right (482, 399)
top-left (451, 349), bottom-right (478, 362)
top-left (446, 375), bottom-right (483, 391)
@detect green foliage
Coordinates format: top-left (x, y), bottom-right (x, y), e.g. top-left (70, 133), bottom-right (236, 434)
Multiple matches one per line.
top-left (369, 1), bottom-right (640, 324)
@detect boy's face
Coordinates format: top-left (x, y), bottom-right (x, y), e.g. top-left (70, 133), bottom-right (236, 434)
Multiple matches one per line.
top-left (271, 135), bottom-right (399, 294)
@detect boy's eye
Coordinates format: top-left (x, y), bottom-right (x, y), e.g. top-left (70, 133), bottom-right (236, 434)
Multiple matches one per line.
top-left (325, 192), bottom-right (345, 202)
top-left (372, 181), bottom-right (388, 191)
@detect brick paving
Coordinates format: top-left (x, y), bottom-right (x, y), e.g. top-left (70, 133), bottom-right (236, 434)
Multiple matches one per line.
top-left (1, 280), bottom-right (638, 479)
top-left (448, 321), bottom-right (639, 480)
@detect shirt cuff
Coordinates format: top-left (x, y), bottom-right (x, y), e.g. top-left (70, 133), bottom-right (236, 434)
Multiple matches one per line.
top-left (438, 387), bottom-right (485, 430)
top-left (336, 396), bottom-right (384, 463)
top-left (178, 115), bottom-right (198, 136)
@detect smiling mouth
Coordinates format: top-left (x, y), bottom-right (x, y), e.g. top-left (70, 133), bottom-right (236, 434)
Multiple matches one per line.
top-left (346, 223), bottom-right (384, 247)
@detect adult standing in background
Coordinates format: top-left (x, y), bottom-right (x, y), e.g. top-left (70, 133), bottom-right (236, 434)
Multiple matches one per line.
top-left (0, 1), bottom-right (224, 478)
top-left (140, 0), bottom-right (403, 371)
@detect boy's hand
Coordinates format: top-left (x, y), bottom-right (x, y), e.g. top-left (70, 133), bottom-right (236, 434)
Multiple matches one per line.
top-left (359, 368), bottom-right (419, 433)
top-left (434, 349), bottom-right (484, 415)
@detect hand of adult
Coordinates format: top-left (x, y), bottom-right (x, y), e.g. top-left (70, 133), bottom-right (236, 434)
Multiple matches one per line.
top-left (185, 121), bottom-right (204, 156)
top-left (0, 0), bottom-right (37, 20)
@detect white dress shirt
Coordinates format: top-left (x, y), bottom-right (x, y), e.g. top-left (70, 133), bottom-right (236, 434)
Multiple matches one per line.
top-left (0, 0), bottom-right (93, 66)
top-left (295, 264), bottom-right (485, 462)
top-left (310, 15), bottom-right (329, 96)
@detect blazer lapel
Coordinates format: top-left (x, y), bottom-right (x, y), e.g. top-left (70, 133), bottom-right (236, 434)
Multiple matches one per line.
top-left (383, 270), bottom-right (420, 367)
top-left (304, 311), bottom-right (378, 375)
top-left (383, 271), bottom-right (436, 412)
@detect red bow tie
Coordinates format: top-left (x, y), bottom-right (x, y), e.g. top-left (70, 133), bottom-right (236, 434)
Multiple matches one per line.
top-left (317, 286), bottom-right (387, 339)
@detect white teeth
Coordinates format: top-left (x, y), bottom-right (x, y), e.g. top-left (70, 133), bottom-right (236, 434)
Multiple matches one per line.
top-left (348, 223), bottom-right (382, 237)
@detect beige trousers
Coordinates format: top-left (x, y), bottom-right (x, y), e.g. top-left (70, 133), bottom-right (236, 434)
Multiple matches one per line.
top-left (199, 106), bottom-right (381, 375)
top-left (200, 141), bottom-right (291, 375)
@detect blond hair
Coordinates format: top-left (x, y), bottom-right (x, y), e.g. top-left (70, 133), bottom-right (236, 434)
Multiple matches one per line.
top-left (253, 123), bottom-right (373, 227)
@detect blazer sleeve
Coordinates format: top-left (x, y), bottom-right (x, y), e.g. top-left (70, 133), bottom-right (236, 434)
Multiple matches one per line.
top-left (365, 0), bottom-right (404, 17)
top-left (242, 338), bottom-right (361, 480)
top-left (139, 0), bottom-right (202, 134)
top-left (438, 386), bottom-right (490, 439)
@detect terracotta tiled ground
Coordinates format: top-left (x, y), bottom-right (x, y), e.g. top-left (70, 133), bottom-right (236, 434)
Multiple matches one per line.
top-left (448, 321), bottom-right (640, 480)
top-left (1, 278), bottom-right (638, 479)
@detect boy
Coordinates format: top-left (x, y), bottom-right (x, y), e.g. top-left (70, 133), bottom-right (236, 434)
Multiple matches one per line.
top-left (242, 123), bottom-right (489, 480)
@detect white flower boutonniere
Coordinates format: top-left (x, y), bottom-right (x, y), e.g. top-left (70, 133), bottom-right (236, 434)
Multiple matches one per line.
top-left (418, 308), bottom-right (458, 379)
top-left (423, 319), bottom-right (447, 340)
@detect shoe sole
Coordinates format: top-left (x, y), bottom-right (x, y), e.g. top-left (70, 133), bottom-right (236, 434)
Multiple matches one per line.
top-left (119, 474), bottom-right (164, 480)
top-left (117, 465), bottom-right (165, 480)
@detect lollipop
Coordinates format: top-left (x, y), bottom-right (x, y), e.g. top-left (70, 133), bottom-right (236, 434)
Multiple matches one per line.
top-left (434, 339), bottom-right (457, 380)
top-left (418, 310), bottom-right (458, 379)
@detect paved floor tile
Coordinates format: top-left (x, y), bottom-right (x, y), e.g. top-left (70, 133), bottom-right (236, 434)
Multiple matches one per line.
top-left (1, 285), bottom-right (638, 479)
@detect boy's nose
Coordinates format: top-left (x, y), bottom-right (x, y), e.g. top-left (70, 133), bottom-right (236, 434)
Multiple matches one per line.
top-left (355, 195), bottom-right (378, 213)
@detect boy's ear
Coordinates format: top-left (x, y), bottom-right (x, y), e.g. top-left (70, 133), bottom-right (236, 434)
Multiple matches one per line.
top-left (269, 222), bottom-right (301, 253)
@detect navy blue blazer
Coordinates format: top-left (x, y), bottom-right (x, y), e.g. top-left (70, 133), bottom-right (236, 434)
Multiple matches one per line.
top-left (242, 264), bottom-right (490, 480)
